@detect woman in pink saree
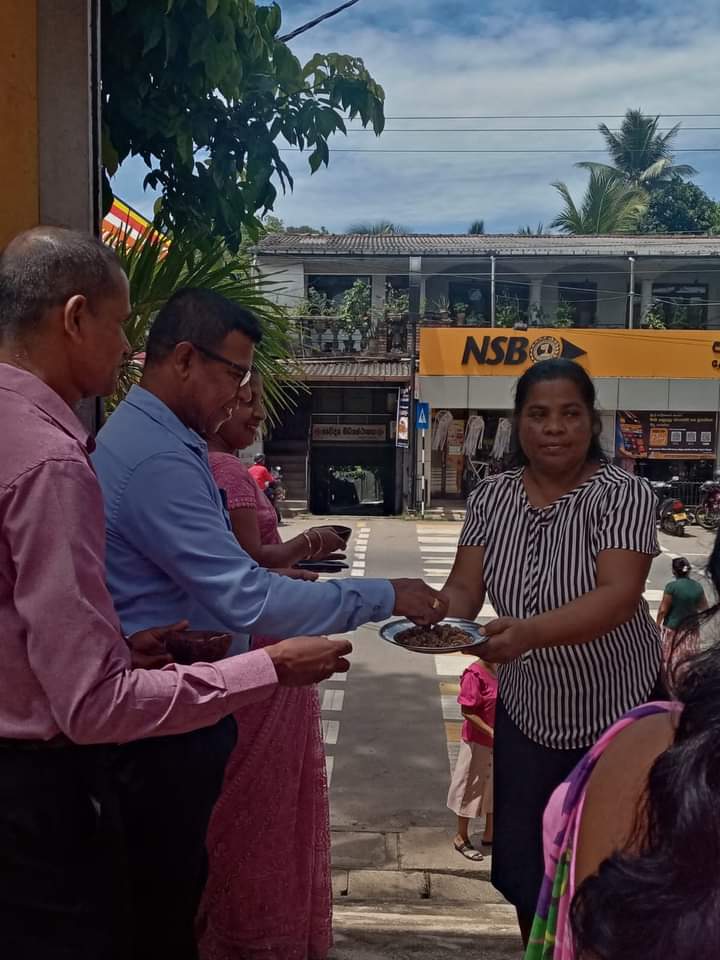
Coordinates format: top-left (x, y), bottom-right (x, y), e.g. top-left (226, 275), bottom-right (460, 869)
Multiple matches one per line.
top-left (198, 372), bottom-right (346, 960)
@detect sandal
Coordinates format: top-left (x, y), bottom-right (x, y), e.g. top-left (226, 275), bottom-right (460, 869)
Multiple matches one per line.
top-left (454, 840), bottom-right (484, 861)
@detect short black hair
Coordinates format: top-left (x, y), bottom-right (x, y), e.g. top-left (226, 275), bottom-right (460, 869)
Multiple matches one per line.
top-left (145, 287), bottom-right (263, 365)
top-left (0, 226), bottom-right (123, 341)
top-left (509, 358), bottom-right (606, 466)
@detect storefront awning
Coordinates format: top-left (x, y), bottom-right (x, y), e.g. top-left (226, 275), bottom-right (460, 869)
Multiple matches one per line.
top-left (298, 358), bottom-right (411, 383)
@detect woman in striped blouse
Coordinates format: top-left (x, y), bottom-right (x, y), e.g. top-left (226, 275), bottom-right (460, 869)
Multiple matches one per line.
top-left (442, 358), bottom-right (662, 946)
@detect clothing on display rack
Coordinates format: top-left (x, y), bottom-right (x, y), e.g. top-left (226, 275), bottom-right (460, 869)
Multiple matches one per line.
top-left (491, 418), bottom-right (512, 462)
top-left (432, 410), bottom-right (454, 451)
top-left (463, 416), bottom-right (486, 457)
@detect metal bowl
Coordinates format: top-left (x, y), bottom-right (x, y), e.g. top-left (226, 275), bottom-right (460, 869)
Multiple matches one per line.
top-left (380, 618), bottom-right (487, 654)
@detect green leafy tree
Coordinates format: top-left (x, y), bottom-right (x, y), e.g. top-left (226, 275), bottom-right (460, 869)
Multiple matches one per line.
top-left (468, 220), bottom-right (485, 235)
top-left (636, 176), bottom-right (720, 234)
top-left (104, 226), bottom-right (302, 419)
top-left (550, 169), bottom-right (647, 235)
top-left (577, 109), bottom-right (697, 188)
top-left (345, 221), bottom-right (411, 234)
top-left (101, 0), bottom-right (385, 249)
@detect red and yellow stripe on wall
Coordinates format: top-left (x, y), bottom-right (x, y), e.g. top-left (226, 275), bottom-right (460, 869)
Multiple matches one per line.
top-left (102, 198), bottom-right (157, 245)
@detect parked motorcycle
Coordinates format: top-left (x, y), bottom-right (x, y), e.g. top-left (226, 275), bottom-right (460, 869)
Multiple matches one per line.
top-left (651, 480), bottom-right (689, 537)
top-left (696, 479), bottom-right (720, 531)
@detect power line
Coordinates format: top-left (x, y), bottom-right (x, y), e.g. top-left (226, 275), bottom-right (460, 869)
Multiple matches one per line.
top-left (344, 126), bottom-right (720, 133)
top-left (281, 147), bottom-right (720, 154)
top-left (347, 114), bottom-right (720, 121)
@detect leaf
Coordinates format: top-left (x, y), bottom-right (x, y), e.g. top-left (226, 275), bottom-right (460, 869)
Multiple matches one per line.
top-left (207, 0), bottom-right (220, 15)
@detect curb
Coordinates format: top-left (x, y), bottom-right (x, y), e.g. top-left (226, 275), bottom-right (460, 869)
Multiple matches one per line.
top-left (333, 868), bottom-right (503, 904)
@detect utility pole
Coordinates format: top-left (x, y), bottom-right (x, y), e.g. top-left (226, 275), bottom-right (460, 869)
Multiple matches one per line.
top-left (408, 256), bottom-right (422, 513)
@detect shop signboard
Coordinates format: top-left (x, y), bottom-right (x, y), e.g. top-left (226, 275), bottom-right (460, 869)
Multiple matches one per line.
top-left (615, 411), bottom-right (717, 461)
top-left (419, 327), bottom-right (720, 380)
top-left (396, 387), bottom-right (410, 448)
top-left (312, 423), bottom-right (387, 443)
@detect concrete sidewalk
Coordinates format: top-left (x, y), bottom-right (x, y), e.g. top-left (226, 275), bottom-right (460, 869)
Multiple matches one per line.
top-left (330, 828), bottom-right (522, 959)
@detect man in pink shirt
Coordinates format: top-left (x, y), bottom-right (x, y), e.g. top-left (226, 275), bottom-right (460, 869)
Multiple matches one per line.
top-left (0, 227), bottom-right (352, 960)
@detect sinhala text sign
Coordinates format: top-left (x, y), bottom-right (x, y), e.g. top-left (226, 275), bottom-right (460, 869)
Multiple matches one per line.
top-left (616, 411), bottom-right (717, 460)
top-left (312, 423), bottom-right (387, 443)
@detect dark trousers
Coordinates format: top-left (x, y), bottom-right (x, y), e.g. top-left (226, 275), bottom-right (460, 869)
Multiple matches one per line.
top-left (0, 744), bottom-right (122, 960)
top-left (491, 698), bottom-right (586, 921)
top-left (111, 716), bottom-right (237, 960)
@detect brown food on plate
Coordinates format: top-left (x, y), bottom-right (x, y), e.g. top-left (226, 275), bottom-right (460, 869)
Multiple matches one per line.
top-left (395, 623), bottom-right (475, 649)
top-left (164, 630), bottom-right (232, 665)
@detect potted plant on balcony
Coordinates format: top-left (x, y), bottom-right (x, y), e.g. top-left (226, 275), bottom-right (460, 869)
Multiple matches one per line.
top-left (453, 301), bottom-right (468, 324)
top-left (385, 285), bottom-right (410, 352)
top-left (495, 295), bottom-right (520, 328)
top-left (339, 279), bottom-right (372, 352)
top-left (431, 296), bottom-right (451, 323)
top-left (553, 299), bottom-right (575, 328)
top-left (640, 302), bottom-right (667, 330)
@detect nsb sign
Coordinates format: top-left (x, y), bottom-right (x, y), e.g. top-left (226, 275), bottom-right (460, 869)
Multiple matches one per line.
top-left (461, 334), bottom-right (586, 367)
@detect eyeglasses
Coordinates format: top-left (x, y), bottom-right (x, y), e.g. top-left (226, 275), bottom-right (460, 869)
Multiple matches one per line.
top-left (191, 343), bottom-right (252, 388)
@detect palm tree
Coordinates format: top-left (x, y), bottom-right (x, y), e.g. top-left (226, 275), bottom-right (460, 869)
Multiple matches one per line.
top-left (468, 220), bottom-right (485, 235)
top-left (345, 221), bottom-right (411, 234)
top-left (104, 225), bottom-right (302, 419)
top-left (577, 109), bottom-right (697, 188)
top-left (550, 169), bottom-right (648, 235)
top-left (517, 222), bottom-right (545, 236)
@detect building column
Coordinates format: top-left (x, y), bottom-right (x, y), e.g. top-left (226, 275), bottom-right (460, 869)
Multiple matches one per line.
top-left (529, 278), bottom-right (543, 324)
top-left (640, 279), bottom-right (653, 323)
top-left (372, 273), bottom-right (386, 342)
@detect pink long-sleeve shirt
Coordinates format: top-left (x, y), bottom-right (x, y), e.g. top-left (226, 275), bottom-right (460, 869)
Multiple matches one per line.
top-left (0, 363), bottom-right (278, 744)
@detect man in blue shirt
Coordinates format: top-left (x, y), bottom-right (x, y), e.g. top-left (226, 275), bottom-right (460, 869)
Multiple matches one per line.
top-left (93, 288), bottom-right (444, 960)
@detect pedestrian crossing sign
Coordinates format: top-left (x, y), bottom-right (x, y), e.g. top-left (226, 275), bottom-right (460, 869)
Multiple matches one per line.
top-left (415, 401), bottom-right (430, 431)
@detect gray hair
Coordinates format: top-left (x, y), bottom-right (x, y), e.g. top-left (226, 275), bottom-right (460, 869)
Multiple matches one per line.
top-left (0, 226), bottom-right (123, 341)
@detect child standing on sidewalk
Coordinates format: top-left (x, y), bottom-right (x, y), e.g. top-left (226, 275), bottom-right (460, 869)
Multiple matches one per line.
top-left (447, 657), bottom-right (498, 861)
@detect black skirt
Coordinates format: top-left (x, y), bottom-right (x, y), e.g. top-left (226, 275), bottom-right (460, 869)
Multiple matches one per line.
top-left (491, 696), bottom-right (586, 919)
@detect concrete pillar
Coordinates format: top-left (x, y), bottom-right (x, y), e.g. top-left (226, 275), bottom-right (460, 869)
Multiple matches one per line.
top-left (371, 273), bottom-right (386, 323)
top-left (38, 0), bottom-right (100, 232)
top-left (640, 279), bottom-right (653, 323)
top-left (0, 1), bottom-right (101, 430)
top-left (529, 278), bottom-right (543, 324)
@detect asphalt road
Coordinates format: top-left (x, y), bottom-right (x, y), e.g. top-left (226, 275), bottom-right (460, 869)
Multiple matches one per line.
top-left (279, 515), bottom-right (718, 836)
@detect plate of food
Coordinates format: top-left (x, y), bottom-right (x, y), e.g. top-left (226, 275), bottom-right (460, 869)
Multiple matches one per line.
top-left (380, 618), bottom-right (486, 654)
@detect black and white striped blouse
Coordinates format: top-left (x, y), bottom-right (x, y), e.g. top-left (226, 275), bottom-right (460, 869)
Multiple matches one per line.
top-left (459, 463), bottom-right (662, 749)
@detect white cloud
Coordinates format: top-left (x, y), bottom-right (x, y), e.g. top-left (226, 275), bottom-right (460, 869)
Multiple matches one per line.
top-left (114, 0), bottom-right (720, 232)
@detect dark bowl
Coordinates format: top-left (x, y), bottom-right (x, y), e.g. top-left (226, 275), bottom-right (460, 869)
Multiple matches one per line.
top-left (329, 524), bottom-right (352, 543)
top-left (379, 618), bottom-right (486, 655)
top-left (164, 630), bottom-right (232, 665)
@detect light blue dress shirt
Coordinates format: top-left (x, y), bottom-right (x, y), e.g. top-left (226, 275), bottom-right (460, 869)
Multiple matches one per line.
top-left (92, 386), bottom-right (394, 642)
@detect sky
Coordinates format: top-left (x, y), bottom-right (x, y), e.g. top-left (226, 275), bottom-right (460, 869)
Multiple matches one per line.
top-left (113, 0), bottom-right (720, 234)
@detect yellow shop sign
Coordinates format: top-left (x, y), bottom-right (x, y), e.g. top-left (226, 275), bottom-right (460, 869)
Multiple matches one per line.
top-left (419, 327), bottom-right (720, 380)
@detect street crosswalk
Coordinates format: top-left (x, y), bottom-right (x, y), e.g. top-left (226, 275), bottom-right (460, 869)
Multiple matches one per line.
top-left (319, 521), bottom-right (371, 787)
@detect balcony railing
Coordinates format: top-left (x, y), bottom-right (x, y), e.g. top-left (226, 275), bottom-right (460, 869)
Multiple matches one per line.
top-left (292, 315), bottom-right (409, 357)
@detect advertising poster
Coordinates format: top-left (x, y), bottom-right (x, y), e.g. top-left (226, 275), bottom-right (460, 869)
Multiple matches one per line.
top-left (616, 411), bottom-right (717, 461)
top-left (396, 387), bottom-right (410, 448)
